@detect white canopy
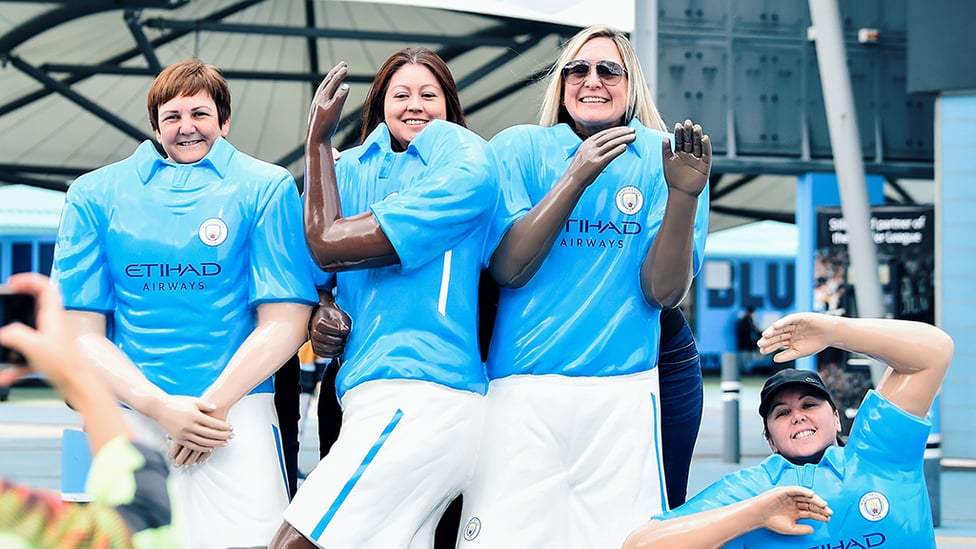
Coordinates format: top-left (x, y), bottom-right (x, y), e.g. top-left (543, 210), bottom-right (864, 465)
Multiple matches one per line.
top-left (340, 0), bottom-right (635, 30)
top-left (0, 184), bottom-right (65, 236)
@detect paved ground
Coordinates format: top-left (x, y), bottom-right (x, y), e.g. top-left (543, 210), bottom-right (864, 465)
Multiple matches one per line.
top-left (1, 376), bottom-right (974, 547)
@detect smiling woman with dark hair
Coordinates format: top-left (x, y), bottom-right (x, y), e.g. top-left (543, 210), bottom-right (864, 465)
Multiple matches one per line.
top-left (269, 49), bottom-right (519, 549)
top-left (358, 47), bottom-right (467, 146)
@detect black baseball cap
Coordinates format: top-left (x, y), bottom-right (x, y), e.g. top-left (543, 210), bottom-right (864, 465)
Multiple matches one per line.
top-left (758, 369), bottom-right (836, 418)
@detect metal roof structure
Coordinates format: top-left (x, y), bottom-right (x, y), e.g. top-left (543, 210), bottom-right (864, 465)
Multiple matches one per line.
top-left (0, 1), bottom-right (575, 180)
top-left (0, 0), bottom-right (936, 232)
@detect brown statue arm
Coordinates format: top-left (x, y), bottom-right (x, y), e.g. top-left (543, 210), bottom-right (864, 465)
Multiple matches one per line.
top-left (639, 119), bottom-right (710, 307)
top-left (303, 62), bottom-right (399, 272)
top-left (758, 313), bottom-right (953, 417)
top-left (622, 487), bottom-right (832, 549)
top-left (489, 126), bottom-right (635, 287)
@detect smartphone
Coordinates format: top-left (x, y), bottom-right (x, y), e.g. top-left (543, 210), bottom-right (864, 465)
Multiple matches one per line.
top-left (0, 285), bottom-right (36, 367)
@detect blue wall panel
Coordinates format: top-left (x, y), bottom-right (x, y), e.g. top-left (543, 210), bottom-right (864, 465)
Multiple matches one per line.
top-left (938, 93), bottom-right (976, 460)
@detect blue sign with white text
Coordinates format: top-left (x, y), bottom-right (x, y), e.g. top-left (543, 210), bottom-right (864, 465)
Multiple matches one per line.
top-left (695, 256), bottom-right (796, 371)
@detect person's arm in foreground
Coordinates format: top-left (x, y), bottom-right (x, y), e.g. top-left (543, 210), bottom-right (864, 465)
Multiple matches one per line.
top-left (303, 61), bottom-right (399, 271)
top-left (0, 273), bottom-right (176, 548)
top-left (68, 310), bottom-right (233, 457)
top-left (0, 273), bottom-right (129, 453)
top-left (622, 486), bottom-right (832, 549)
top-left (757, 313), bottom-right (952, 417)
top-left (488, 126), bottom-right (635, 287)
top-left (639, 119), bottom-right (711, 307)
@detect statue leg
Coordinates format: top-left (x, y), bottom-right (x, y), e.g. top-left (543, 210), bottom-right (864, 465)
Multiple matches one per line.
top-left (268, 523), bottom-right (318, 549)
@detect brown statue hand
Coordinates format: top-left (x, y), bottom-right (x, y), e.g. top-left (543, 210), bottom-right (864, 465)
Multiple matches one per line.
top-left (661, 119), bottom-right (711, 198)
top-left (306, 62), bottom-right (351, 146)
top-left (308, 293), bottom-right (352, 358)
top-left (568, 126), bottom-right (636, 189)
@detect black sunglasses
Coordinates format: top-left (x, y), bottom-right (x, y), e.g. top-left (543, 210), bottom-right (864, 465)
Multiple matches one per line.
top-left (561, 59), bottom-right (628, 86)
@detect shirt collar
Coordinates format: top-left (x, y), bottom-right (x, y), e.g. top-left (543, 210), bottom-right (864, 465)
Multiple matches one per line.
top-left (359, 123), bottom-right (392, 160)
top-left (761, 445), bottom-right (846, 484)
top-left (134, 137), bottom-right (233, 183)
top-left (358, 121), bottom-right (443, 166)
top-left (557, 118), bottom-right (643, 160)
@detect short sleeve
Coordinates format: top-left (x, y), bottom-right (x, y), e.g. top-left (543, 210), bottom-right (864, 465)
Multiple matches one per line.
top-left (52, 181), bottom-right (116, 312)
top-left (371, 125), bottom-right (496, 271)
top-left (657, 467), bottom-right (768, 520)
top-left (485, 128), bottom-right (533, 263)
top-left (848, 390), bottom-right (931, 469)
top-left (248, 172), bottom-right (319, 306)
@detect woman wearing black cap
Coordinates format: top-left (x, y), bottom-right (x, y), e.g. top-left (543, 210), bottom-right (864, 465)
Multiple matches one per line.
top-left (623, 312), bottom-right (952, 549)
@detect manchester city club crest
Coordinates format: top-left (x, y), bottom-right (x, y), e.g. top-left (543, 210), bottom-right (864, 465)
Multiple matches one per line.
top-left (858, 491), bottom-right (890, 522)
top-left (615, 185), bottom-right (643, 215)
top-left (198, 217), bottom-right (228, 247)
top-left (463, 517), bottom-right (481, 541)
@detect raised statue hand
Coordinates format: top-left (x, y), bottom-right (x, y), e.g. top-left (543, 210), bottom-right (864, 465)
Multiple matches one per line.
top-left (661, 119), bottom-right (711, 198)
top-left (757, 312), bottom-right (834, 363)
top-left (306, 62), bottom-right (351, 146)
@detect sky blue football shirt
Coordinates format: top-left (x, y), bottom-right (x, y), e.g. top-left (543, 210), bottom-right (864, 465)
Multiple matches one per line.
top-left (486, 120), bottom-right (710, 379)
top-left (53, 138), bottom-right (318, 397)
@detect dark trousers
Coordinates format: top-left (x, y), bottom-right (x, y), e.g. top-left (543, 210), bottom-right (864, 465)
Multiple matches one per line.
top-left (273, 354), bottom-right (302, 500)
top-left (316, 359), bottom-right (342, 459)
top-left (657, 319), bottom-right (703, 508)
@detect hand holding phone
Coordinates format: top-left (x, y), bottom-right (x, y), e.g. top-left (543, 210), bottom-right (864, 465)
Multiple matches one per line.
top-left (0, 285), bottom-right (37, 367)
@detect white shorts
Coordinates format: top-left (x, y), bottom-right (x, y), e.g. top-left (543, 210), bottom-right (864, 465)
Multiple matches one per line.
top-left (125, 393), bottom-right (289, 549)
top-left (459, 370), bottom-right (666, 549)
top-left (284, 379), bottom-right (485, 549)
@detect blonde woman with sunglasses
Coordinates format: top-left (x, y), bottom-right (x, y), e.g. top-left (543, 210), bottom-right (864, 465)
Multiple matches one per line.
top-left (458, 25), bottom-right (712, 548)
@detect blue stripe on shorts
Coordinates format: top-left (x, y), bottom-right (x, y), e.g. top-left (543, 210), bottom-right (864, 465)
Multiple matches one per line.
top-left (650, 392), bottom-right (667, 510)
top-left (311, 408), bottom-right (405, 540)
top-left (272, 424), bottom-right (288, 493)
